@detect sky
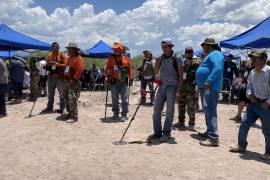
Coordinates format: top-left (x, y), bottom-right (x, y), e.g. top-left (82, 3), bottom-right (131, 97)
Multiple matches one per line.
top-left (1, 0), bottom-right (270, 56)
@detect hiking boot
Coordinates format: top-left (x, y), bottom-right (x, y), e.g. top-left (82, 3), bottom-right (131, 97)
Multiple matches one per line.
top-left (40, 108), bottom-right (53, 114)
top-left (229, 115), bottom-right (242, 122)
top-left (187, 123), bottom-right (195, 132)
top-left (141, 97), bottom-right (146, 105)
top-left (120, 116), bottom-right (128, 122)
top-left (260, 153), bottom-right (270, 160)
top-left (229, 144), bottom-right (246, 153)
top-left (159, 135), bottom-right (171, 142)
top-left (56, 109), bottom-right (64, 114)
top-left (66, 116), bottom-right (78, 124)
top-left (173, 122), bottom-right (185, 131)
top-left (0, 113), bottom-right (7, 118)
top-left (198, 131), bottom-right (208, 138)
top-left (113, 113), bottom-right (120, 120)
top-left (56, 114), bottom-right (71, 121)
top-left (199, 138), bottom-right (219, 147)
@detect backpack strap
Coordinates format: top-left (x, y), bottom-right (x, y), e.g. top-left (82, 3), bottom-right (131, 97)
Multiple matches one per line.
top-left (159, 53), bottom-right (179, 79)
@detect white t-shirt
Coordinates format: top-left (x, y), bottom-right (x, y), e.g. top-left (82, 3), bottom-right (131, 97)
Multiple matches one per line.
top-left (39, 60), bottom-right (47, 76)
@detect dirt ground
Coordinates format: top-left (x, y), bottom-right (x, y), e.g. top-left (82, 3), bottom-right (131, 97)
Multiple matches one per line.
top-left (0, 83), bottom-right (269, 180)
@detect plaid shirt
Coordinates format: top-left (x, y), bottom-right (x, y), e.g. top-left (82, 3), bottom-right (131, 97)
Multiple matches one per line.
top-left (246, 65), bottom-right (270, 104)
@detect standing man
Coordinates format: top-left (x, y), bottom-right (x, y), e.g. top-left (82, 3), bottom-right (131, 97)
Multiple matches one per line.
top-left (0, 58), bottom-right (9, 118)
top-left (173, 47), bottom-right (199, 131)
top-left (196, 38), bottom-right (224, 147)
top-left (28, 57), bottom-right (40, 102)
top-left (9, 56), bottom-right (28, 104)
top-left (230, 50), bottom-right (270, 160)
top-left (105, 42), bottom-right (133, 122)
top-left (222, 54), bottom-right (238, 102)
top-left (38, 57), bottom-right (48, 97)
top-left (59, 42), bottom-right (84, 123)
top-left (139, 50), bottom-right (155, 105)
top-left (41, 42), bottom-right (67, 114)
top-left (148, 38), bottom-right (184, 142)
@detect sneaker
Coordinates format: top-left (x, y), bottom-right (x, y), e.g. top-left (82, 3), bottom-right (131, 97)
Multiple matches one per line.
top-left (159, 135), bottom-right (171, 142)
top-left (260, 153), bottom-right (270, 160)
top-left (147, 134), bottom-right (162, 141)
top-left (199, 138), bottom-right (219, 147)
top-left (229, 144), bottom-right (246, 153)
top-left (66, 116), bottom-right (78, 124)
top-left (187, 124), bottom-right (195, 132)
top-left (229, 115), bottom-right (242, 122)
top-left (56, 114), bottom-right (71, 121)
top-left (40, 108), bottom-right (53, 114)
top-left (198, 131), bottom-right (208, 138)
top-left (120, 116), bottom-right (128, 122)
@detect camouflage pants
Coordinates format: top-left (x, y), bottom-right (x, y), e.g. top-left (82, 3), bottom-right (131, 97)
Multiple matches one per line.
top-left (30, 75), bottom-right (40, 98)
top-left (178, 92), bottom-right (196, 125)
top-left (64, 79), bottom-right (81, 118)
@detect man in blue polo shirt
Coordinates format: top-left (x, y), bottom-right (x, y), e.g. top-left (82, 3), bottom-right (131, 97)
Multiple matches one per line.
top-left (196, 38), bottom-right (224, 147)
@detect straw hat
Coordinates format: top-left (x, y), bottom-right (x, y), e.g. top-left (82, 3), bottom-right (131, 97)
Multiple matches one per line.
top-left (65, 42), bottom-right (80, 50)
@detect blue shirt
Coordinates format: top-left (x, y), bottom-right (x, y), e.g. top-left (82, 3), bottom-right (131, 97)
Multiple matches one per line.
top-left (196, 50), bottom-right (224, 92)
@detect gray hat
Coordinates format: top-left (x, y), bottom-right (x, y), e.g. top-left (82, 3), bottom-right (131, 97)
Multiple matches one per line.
top-left (161, 38), bottom-right (174, 47)
top-left (248, 50), bottom-right (267, 60)
top-left (201, 38), bottom-right (218, 46)
top-left (65, 42), bottom-right (80, 50)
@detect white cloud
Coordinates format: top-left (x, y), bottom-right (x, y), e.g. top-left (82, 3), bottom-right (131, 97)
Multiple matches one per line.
top-left (0, 0), bottom-right (269, 56)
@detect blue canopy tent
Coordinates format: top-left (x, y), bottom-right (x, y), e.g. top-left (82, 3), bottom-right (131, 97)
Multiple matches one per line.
top-left (0, 23), bottom-right (51, 51)
top-left (220, 16), bottom-right (270, 49)
top-left (85, 40), bottom-right (113, 58)
top-left (0, 50), bottom-right (28, 58)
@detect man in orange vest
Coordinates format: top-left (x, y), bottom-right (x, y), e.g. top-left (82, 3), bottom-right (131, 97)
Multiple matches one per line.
top-left (105, 42), bottom-right (133, 122)
top-left (58, 42), bottom-right (84, 123)
top-left (41, 42), bottom-right (68, 114)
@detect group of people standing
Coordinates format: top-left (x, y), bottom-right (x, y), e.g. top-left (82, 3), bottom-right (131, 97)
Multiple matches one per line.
top-left (0, 37), bottom-right (269, 160)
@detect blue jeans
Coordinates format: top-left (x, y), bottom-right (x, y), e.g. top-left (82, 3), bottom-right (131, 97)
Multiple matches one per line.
top-left (238, 102), bottom-right (270, 153)
top-left (153, 85), bottom-right (176, 136)
top-left (111, 82), bottom-right (128, 116)
top-left (200, 88), bottom-right (219, 141)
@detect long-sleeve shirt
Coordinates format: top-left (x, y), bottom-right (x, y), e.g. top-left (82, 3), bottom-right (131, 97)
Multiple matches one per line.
top-left (0, 59), bottom-right (8, 84)
top-left (223, 61), bottom-right (238, 80)
top-left (246, 65), bottom-right (270, 104)
top-left (196, 50), bottom-right (224, 92)
top-left (64, 55), bottom-right (84, 81)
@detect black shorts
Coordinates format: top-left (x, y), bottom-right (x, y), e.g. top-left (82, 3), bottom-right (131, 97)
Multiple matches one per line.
top-left (238, 88), bottom-right (248, 102)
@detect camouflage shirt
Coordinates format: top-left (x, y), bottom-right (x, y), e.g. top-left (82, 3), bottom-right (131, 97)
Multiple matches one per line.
top-left (180, 58), bottom-right (200, 94)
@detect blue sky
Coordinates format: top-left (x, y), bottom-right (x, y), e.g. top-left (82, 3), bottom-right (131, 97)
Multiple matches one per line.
top-left (33, 0), bottom-right (146, 14)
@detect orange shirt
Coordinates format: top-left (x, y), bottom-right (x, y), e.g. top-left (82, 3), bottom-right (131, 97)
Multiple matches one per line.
top-left (64, 55), bottom-right (84, 81)
top-left (47, 52), bottom-right (68, 78)
top-left (105, 55), bottom-right (133, 80)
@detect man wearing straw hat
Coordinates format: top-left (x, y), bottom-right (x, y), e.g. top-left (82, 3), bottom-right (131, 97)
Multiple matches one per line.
top-left (58, 42), bottom-right (84, 123)
top-left (196, 38), bottom-right (224, 147)
top-left (105, 42), bottom-right (133, 122)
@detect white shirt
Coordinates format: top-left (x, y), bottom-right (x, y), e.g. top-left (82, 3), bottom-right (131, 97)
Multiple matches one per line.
top-left (23, 71), bottom-right (30, 89)
top-left (39, 60), bottom-right (47, 76)
top-left (246, 65), bottom-right (270, 104)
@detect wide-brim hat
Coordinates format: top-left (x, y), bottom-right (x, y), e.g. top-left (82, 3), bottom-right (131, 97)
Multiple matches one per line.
top-left (161, 38), bottom-right (174, 47)
top-left (112, 42), bottom-right (125, 54)
top-left (65, 42), bottom-right (80, 50)
top-left (201, 38), bottom-right (218, 46)
top-left (248, 50), bottom-right (267, 59)
top-left (142, 50), bottom-right (152, 56)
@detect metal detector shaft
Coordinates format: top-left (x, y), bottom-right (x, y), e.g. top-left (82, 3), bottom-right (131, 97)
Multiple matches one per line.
top-left (104, 80), bottom-right (109, 120)
top-left (119, 84), bottom-right (159, 143)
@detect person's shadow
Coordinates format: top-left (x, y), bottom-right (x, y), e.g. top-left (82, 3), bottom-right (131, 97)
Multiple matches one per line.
top-left (190, 133), bottom-right (206, 141)
top-left (238, 150), bottom-right (270, 165)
